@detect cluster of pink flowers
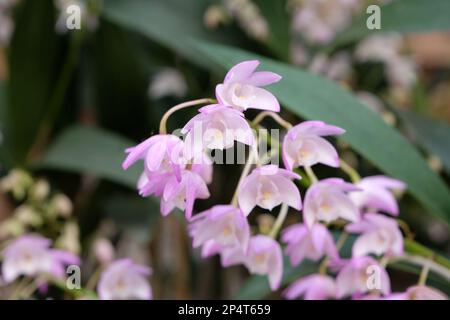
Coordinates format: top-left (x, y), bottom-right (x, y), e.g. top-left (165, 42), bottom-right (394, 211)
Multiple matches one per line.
top-left (123, 60), bottom-right (447, 300)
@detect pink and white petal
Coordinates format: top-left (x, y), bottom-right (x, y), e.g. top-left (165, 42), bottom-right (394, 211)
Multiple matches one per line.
top-left (246, 87), bottom-right (280, 112)
top-left (245, 71), bottom-right (282, 86)
top-left (272, 176), bottom-right (302, 210)
top-left (308, 137), bottom-right (340, 167)
top-left (238, 176), bottom-right (259, 216)
top-left (224, 60), bottom-right (260, 84)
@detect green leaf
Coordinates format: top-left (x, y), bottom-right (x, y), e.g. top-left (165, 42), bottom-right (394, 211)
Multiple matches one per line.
top-left (332, 0), bottom-right (450, 47)
top-left (192, 41), bottom-right (450, 224)
top-left (399, 111), bottom-right (450, 176)
top-left (254, 0), bottom-right (291, 60)
top-left (38, 125), bottom-right (140, 188)
top-left (102, 0), bottom-right (233, 67)
top-left (7, 0), bottom-right (64, 162)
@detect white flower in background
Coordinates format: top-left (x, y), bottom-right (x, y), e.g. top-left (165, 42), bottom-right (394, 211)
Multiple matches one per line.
top-left (0, 0), bottom-right (18, 46)
top-left (291, 0), bottom-right (361, 45)
top-left (148, 68), bottom-right (188, 99)
top-left (355, 34), bottom-right (417, 90)
top-left (224, 0), bottom-right (268, 41)
top-left (309, 52), bottom-right (353, 82)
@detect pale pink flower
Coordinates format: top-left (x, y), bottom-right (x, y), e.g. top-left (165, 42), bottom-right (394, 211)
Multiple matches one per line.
top-left (336, 256), bottom-right (391, 298)
top-left (238, 165), bottom-right (301, 216)
top-left (303, 178), bottom-right (360, 227)
top-left (284, 274), bottom-right (337, 300)
top-left (189, 205), bottom-right (250, 255)
top-left (1, 235), bottom-right (79, 283)
top-left (97, 259), bottom-right (152, 300)
top-left (215, 60), bottom-right (281, 112)
top-left (386, 285), bottom-right (447, 300)
top-left (282, 223), bottom-right (338, 266)
top-left (350, 176), bottom-right (406, 216)
top-left (122, 134), bottom-right (186, 181)
top-left (282, 121), bottom-right (345, 170)
top-left (346, 213), bottom-right (403, 257)
top-left (182, 104), bottom-right (254, 154)
top-left (160, 170), bottom-right (210, 219)
top-left (226, 235), bottom-right (283, 291)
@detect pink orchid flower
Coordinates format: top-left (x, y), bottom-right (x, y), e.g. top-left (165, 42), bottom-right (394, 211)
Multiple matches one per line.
top-left (385, 285), bottom-right (447, 300)
top-left (215, 60), bottom-right (281, 112)
top-left (303, 178), bottom-right (360, 227)
top-left (346, 213), bottom-right (403, 257)
top-left (189, 205), bottom-right (250, 255)
top-left (336, 256), bottom-right (391, 298)
top-left (282, 121), bottom-right (345, 170)
top-left (282, 223), bottom-right (338, 266)
top-left (284, 274), bottom-right (337, 300)
top-left (1, 235), bottom-right (79, 283)
top-left (122, 134), bottom-right (186, 181)
top-left (160, 170), bottom-right (210, 219)
top-left (97, 259), bottom-right (152, 300)
top-left (238, 165), bottom-right (301, 216)
top-left (349, 176), bottom-right (406, 216)
top-left (182, 104), bottom-right (254, 155)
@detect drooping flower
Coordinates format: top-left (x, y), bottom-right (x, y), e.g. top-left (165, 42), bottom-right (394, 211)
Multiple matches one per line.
top-left (349, 176), bottom-right (406, 216)
top-left (284, 274), bottom-right (337, 300)
top-left (122, 134), bottom-right (186, 181)
top-left (238, 165), bottom-right (301, 216)
top-left (1, 235), bottom-right (79, 283)
top-left (160, 170), bottom-right (210, 219)
top-left (215, 60), bottom-right (281, 112)
top-left (97, 259), bottom-right (152, 300)
top-left (182, 104), bottom-right (254, 155)
top-left (303, 178), bottom-right (360, 227)
top-left (282, 223), bottom-right (338, 266)
top-left (335, 256), bottom-right (391, 298)
top-left (282, 121), bottom-right (345, 170)
top-left (222, 235), bottom-right (283, 291)
top-left (385, 285), bottom-right (447, 300)
top-left (189, 205), bottom-right (250, 255)
top-left (346, 213), bottom-right (403, 257)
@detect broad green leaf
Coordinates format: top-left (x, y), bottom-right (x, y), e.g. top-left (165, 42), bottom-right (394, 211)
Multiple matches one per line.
top-left (8, 0), bottom-right (64, 163)
top-left (192, 41), bottom-right (450, 224)
top-left (400, 111), bottom-right (450, 176)
top-left (332, 0), bottom-right (450, 47)
top-left (254, 0), bottom-right (291, 61)
top-left (38, 125), bottom-right (140, 188)
top-left (102, 0), bottom-right (234, 68)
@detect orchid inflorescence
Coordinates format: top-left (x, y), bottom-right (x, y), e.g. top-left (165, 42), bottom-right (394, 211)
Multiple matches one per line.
top-left (122, 60), bottom-right (447, 300)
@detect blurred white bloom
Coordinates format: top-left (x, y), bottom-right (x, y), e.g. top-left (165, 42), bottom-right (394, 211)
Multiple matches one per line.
top-left (55, 221), bottom-right (81, 254)
top-left (290, 42), bottom-right (309, 66)
top-left (30, 179), bottom-right (51, 201)
top-left (93, 237), bottom-right (115, 265)
top-left (50, 193), bottom-right (73, 218)
top-left (357, 91), bottom-right (385, 113)
top-left (0, 0), bottom-right (17, 46)
top-left (291, 0), bottom-right (361, 44)
top-left (204, 4), bottom-right (229, 29)
top-left (148, 68), bottom-right (187, 99)
top-left (309, 52), bottom-right (352, 81)
top-left (0, 169), bottom-right (33, 200)
top-left (15, 205), bottom-right (43, 227)
top-left (225, 0), bottom-right (269, 41)
top-left (355, 34), bottom-right (417, 89)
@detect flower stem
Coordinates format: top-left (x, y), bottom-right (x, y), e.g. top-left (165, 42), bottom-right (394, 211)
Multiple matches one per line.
top-left (159, 98), bottom-right (216, 134)
top-left (339, 159), bottom-right (360, 183)
top-left (304, 165), bottom-right (318, 184)
top-left (418, 259), bottom-right (431, 286)
top-left (269, 204), bottom-right (289, 238)
top-left (251, 111), bottom-right (292, 129)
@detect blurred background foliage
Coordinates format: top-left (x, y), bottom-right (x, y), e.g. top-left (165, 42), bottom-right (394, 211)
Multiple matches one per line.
top-left (0, 0), bottom-right (450, 299)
